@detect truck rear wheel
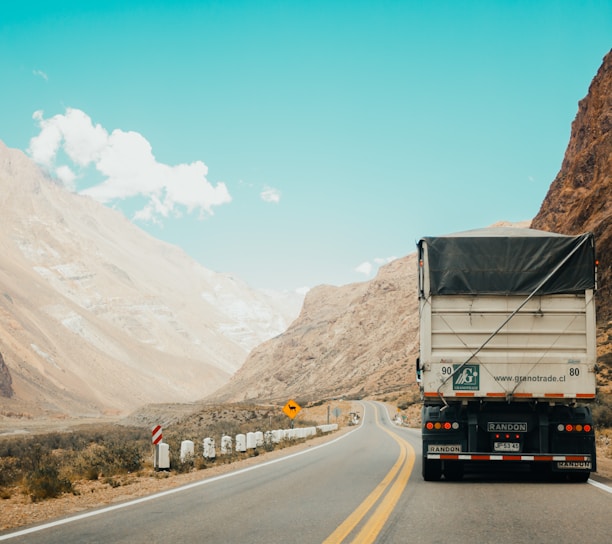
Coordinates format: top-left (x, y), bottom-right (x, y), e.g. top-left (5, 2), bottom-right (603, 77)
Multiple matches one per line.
top-left (422, 458), bottom-right (442, 481)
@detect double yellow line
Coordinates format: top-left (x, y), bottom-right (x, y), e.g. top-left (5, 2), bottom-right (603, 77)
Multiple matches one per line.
top-left (323, 403), bottom-right (416, 544)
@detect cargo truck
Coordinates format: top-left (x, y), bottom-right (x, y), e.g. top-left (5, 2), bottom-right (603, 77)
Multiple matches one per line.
top-left (416, 228), bottom-right (597, 481)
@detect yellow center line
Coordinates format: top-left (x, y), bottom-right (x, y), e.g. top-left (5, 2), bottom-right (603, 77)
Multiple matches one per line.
top-left (322, 403), bottom-right (416, 544)
top-left (352, 422), bottom-right (415, 543)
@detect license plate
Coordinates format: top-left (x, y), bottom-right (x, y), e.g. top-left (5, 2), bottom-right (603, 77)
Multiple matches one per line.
top-left (428, 444), bottom-right (461, 453)
top-left (557, 461), bottom-right (592, 470)
top-left (494, 442), bottom-right (520, 452)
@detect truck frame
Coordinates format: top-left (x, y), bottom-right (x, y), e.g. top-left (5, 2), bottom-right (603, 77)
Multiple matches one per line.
top-left (416, 228), bottom-right (597, 481)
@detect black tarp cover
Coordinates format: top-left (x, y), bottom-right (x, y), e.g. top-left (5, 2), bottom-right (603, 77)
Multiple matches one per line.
top-left (419, 228), bottom-right (595, 296)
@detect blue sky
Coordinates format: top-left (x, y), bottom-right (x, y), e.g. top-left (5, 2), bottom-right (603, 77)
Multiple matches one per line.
top-left (1, 1), bottom-right (610, 291)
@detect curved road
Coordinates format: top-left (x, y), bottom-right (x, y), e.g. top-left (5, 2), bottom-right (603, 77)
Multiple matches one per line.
top-left (1, 402), bottom-right (611, 543)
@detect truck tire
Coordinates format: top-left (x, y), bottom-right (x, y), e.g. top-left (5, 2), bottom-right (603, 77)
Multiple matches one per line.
top-left (422, 458), bottom-right (442, 481)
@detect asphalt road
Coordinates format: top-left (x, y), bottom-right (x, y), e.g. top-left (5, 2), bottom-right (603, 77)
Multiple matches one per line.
top-left (1, 402), bottom-right (611, 543)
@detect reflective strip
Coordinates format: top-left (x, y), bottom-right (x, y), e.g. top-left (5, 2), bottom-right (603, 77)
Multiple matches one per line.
top-left (427, 453), bottom-right (591, 462)
top-left (424, 392), bottom-right (594, 399)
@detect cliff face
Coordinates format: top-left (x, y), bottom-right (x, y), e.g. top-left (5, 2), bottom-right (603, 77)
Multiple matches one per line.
top-left (531, 49), bottom-right (612, 323)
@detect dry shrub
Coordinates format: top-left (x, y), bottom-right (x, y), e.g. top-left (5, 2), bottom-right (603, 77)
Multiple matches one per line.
top-left (593, 393), bottom-right (612, 428)
top-left (596, 428), bottom-right (612, 460)
top-left (25, 461), bottom-right (73, 502)
top-left (0, 425), bottom-right (149, 502)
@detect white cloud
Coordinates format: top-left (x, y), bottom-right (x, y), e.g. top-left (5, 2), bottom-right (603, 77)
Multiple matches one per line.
top-left (33, 69), bottom-right (48, 81)
top-left (374, 256), bottom-right (397, 266)
top-left (29, 110), bottom-right (62, 166)
top-left (55, 165), bottom-right (77, 190)
top-left (355, 261), bottom-right (373, 276)
top-left (260, 186), bottom-right (281, 203)
top-left (355, 256), bottom-right (397, 277)
top-left (28, 108), bottom-right (232, 221)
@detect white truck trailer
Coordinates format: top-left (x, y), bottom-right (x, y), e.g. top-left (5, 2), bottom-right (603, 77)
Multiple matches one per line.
top-left (416, 228), bottom-right (597, 481)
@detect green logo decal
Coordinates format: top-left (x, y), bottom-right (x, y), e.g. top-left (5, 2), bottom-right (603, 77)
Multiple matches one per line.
top-left (453, 364), bottom-right (479, 391)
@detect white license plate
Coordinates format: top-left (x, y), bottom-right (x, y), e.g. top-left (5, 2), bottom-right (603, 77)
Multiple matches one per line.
top-left (557, 461), bottom-right (592, 470)
top-left (428, 444), bottom-right (461, 453)
top-left (494, 442), bottom-right (520, 452)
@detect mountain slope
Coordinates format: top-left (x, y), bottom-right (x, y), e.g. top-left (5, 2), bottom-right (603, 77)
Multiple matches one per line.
top-left (0, 142), bottom-right (301, 417)
top-left (208, 254), bottom-right (419, 403)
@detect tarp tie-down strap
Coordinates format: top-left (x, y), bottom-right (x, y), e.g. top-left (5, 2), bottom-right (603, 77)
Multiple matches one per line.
top-left (436, 233), bottom-right (591, 406)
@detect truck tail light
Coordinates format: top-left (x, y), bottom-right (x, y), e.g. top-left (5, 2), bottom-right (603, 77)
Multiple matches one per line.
top-left (424, 421), bottom-right (459, 431)
top-left (556, 423), bottom-right (593, 433)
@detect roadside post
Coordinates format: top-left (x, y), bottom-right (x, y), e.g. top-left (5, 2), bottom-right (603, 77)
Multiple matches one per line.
top-left (152, 425), bottom-right (169, 470)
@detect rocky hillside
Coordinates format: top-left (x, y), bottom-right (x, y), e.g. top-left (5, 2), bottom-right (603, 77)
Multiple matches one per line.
top-left (532, 48), bottom-right (612, 324)
top-left (209, 254), bottom-right (420, 403)
top-left (210, 50), bottom-right (612, 404)
top-left (0, 142), bottom-right (301, 418)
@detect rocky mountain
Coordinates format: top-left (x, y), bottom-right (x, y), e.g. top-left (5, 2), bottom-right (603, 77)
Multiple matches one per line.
top-left (210, 50), bottom-right (612, 404)
top-left (532, 48), bottom-right (612, 324)
top-left (208, 254), bottom-right (420, 403)
top-left (0, 142), bottom-right (301, 418)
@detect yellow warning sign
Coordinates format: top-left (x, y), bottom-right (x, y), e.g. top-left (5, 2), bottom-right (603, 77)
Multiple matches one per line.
top-left (283, 399), bottom-right (302, 419)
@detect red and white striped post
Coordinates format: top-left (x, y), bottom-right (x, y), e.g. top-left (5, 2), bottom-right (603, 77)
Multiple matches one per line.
top-left (152, 425), bottom-right (169, 470)
top-left (152, 425), bottom-right (163, 445)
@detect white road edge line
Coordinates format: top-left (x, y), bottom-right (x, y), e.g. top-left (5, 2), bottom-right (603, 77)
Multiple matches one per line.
top-left (0, 420), bottom-right (364, 541)
top-left (588, 478), bottom-right (612, 494)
